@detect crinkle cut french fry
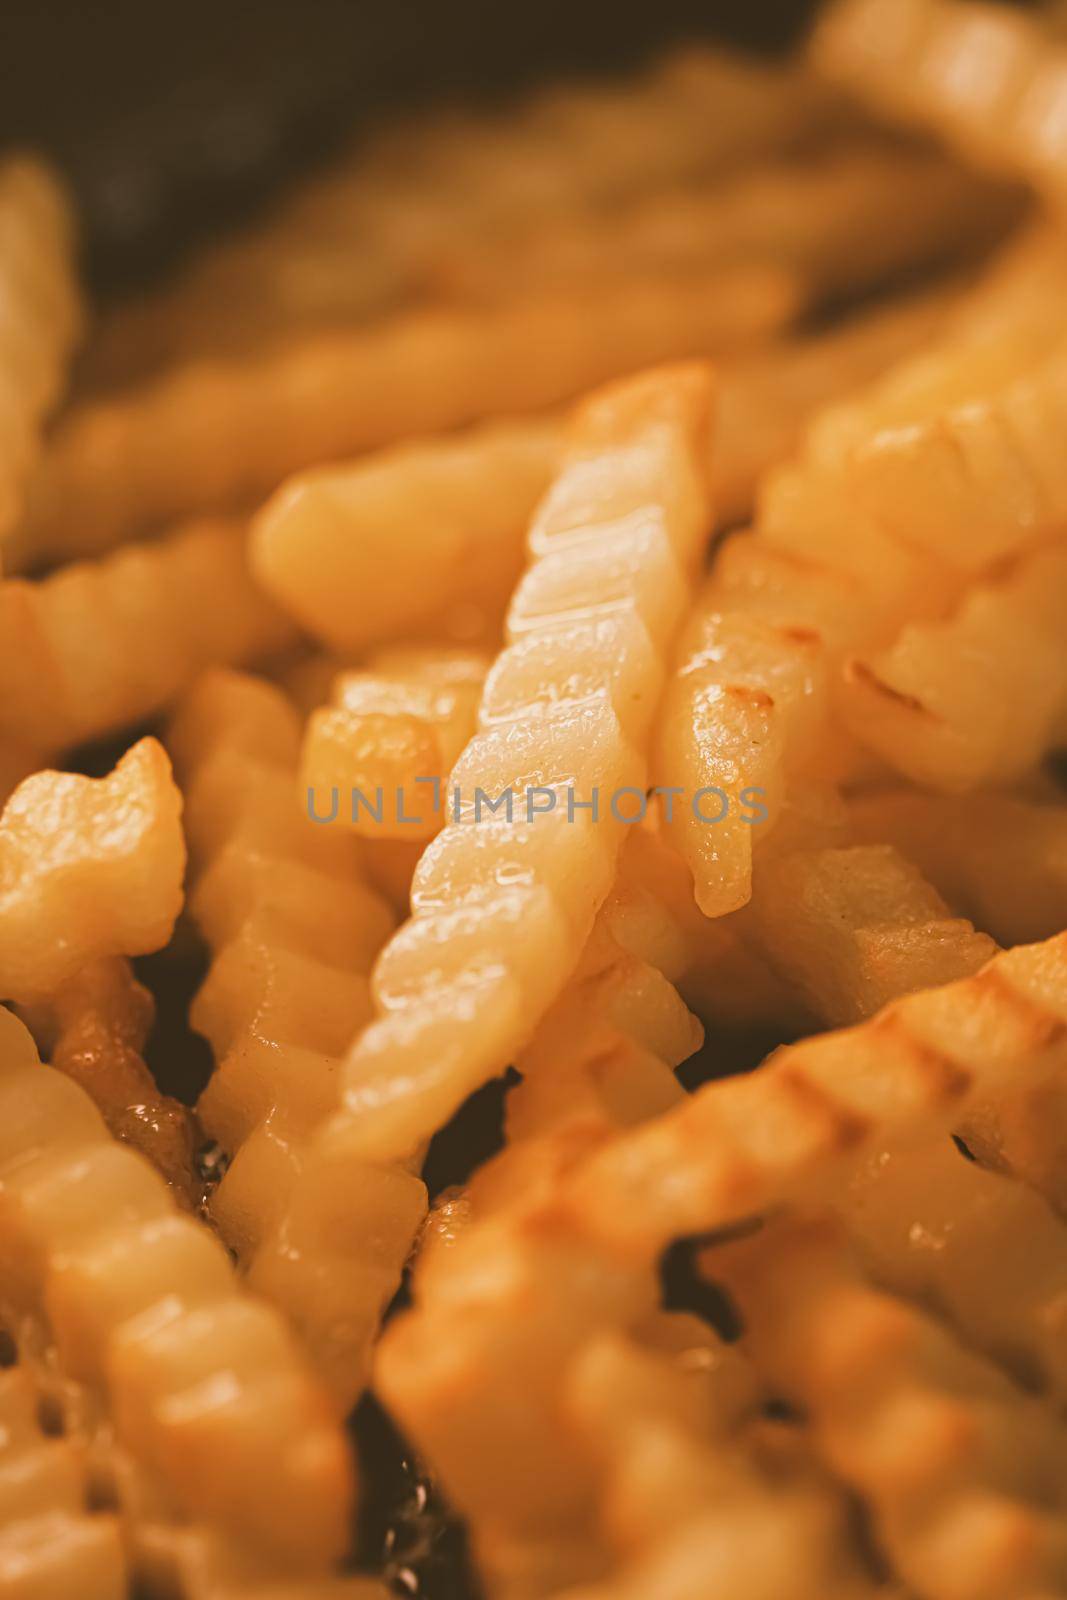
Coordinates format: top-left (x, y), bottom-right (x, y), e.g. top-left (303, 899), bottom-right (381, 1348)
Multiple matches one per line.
top-left (707, 1220), bottom-right (1067, 1600)
top-left (0, 517), bottom-right (295, 757)
top-left (83, 45), bottom-right (839, 393)
top-left (714, 278), bottom-right (958, 526)
top-left (253, 418), bottom-right (560, 653)
top-left (252, 284), bottom-right (955, 660)
top-left (0, 1362), bottom-right (126, 1600)
top-left (843, 1135), bottom-right (1067, 1406)
top-left (26, 271), bottom-right (786, 559)
top-left (745, 842), bottom-right (996, 1026)
top-left (424, 142), bottom-right (1019, 306)
top-left (301, 648), bottom-right (490, 840)
top-left (557, 1329), bottom-right (886, 1600)
top-left (848, 788), bottom-right (1067, 946)
top-left (0, 739), bottom-right (185, 1004)
top-left (813, 0), bottom-right (1067, 204)
top-left (841, 543), bottom-right (1067, 791)
top-left (564, 930), bottom-right (1067, 1259)
top-left (0, 155), bottom-right (83, 552)
top-left (39, 957), bottom-right (199, 1205)
top-left (246, 365), bottom-right (715, 1406)
top-left (166, 671), bottom-right (397, 1263)
top-left (659, 310), bottom-right (1067, 913)
top-left (0, 1006), bottom-right (354, 1570)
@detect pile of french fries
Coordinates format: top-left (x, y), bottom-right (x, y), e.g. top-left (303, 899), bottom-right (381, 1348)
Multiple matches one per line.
top-left (5, 4), bottom-right (1067, 1597)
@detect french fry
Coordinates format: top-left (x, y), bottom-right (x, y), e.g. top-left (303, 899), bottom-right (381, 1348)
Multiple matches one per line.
top-left (41, 957), bottom-right (199, 1205)
top-left (0, 739), bottom-right (184, 1003)
top-left (425, 143), bottom-right (1018, 307)
top-left (26, 272), bottom-right (787, 559)
top-left (745, 842), bottom-right (996, 1025)
top-left (247, 365), bottom-right (715, 1406)
top-left (0, 155), bottom-right (83, 556)
top-left (166, 671), bottom-right (398, 1262)
top-left (559, 1329), bottom-right (886, 1600)
top-left (708, 1219), bottom-right (1067, 1600)
top-left (659, 283), bottom-right (1067, 912)
top-left (0, 1363), bottom-right (126, 1600)
top-left (0, 518), bottom-right (295, 758)
top-left (252, 283), bottom-right (954, 657)
top-left (848, 788), bottom-right (1067, 945)
top-left (254, 418), bottom-right (559, 653)
top-left (813, 0), bottom-right (1067, 205)
top-left (566, 931), bottom-right (1067, 1258)
top-left (843, 1135), bottom-right (1067, 1406)
top-left (83, 45), bottom-right (838, 391)
top-left (0, 1005), bottom-right (354, 1572)
top-left (841, 543), bottom-right (1067, 791)
top-left (301, 648), bottom-right (490, 840)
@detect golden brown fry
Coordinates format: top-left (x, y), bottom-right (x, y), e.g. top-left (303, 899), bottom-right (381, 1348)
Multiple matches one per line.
top-left (0, 1006), bottom-right (354, 1572)
top-left (253, 417), bottom-right (559, 653)
top-left (848, 787), bottom-right (1067, 946)
top-left (559, 1328), bottom-right (886, 1600)
top-left (166, 670), bottom-right (398, 1266)
top-left (708, 1219), bottom-right (1067, 1600)
top-left (301, 648), bottom-right (490, 839)
top-left (83, 45), bottom-right (838, 391)
top-left (745, 842), bottom-right (996, 1026)
top-left (0, 155), bottom-right (83, 555)
top-left (426, 143), bottom-right (1017, 306)
top-left (0, 1363), bottom-right (126, 1600)
top-left (27, 272), bottom-right (789, 559)
top-left (844, 1135), bottom-right (1067, 1407)
top-left (567, 931), bottom-right (1067, 1258)
top-left (0, 517), bottom-right (295, 758)
top-left (37, 957), bottom-right (199, 1205)
top-left (841, 543), bottom-right (1067, 791)
top-left (248, 365), bottom-right (715, 1405)
top-left (0, 739), bottom-right (185, 1004)
top-left (253, 284), bottom-right (954, 657)
top-left (814, 0), bottom-right (1067, 204)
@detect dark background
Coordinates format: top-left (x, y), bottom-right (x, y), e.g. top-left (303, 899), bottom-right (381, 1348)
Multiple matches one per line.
top-left (0, 0), bottom-right (822, 289)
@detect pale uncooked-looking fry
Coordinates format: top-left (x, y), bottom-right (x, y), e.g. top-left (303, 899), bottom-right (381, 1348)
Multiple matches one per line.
top-left (848, 788), bottom-right (1067, 945)
top-left (245, 365), bottom-right (715, 1406)
top-left (25, 271), bottom-right (786, 560)
top-left (0, 739), bottom-right (184, 1003)
top-left (745, 842), bottom-right (996, 1026)
top-left (843, 1135), bottom-right (1067, 1407)
top-left (841, 542), bottom-right (1067, 791)
top-left (813, 0), bottom-right (1067, 205)
top-left (0, 517), bottom-right (295, 758)
top-left (83, 45), bottom-right (839, 391)
top-left (0, 1006), bottom-right (354, 1573)
top-left (0, 155), bottom-right (83, 555)
top-left (253, 417), bottom-right (559, 653)
top-left (301, 648), bottom-right (489, 840)
top-left (707, 1220), bottom-right (1067, 1600)
top-left (40, 957), bottom-right (199, 1204)
top-left (0, 1363), bottom-right (125, 1600)
top-left (166, 671), bottom-right (401, 1278)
